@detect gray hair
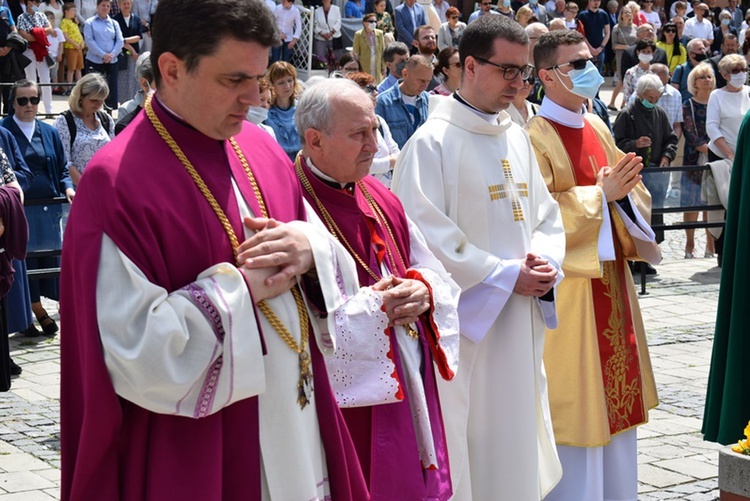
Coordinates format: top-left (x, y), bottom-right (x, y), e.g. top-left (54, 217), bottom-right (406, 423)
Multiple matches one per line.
top-left (135, 51), bottom-right (153, 83)
top-left (295, 79), bottom-right (366, 145)
top-left (68, 73), bottom-right (109, 116)
top-left (635, 73), bottom-right (664, 98)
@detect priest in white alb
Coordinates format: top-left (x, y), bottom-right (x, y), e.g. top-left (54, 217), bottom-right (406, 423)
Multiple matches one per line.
top-left (392, 15), bottom-right (565, 501)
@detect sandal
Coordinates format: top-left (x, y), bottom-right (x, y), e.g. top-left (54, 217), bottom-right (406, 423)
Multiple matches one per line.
top-left (37, 314), bottom-right (59, 336)
top-left (704, 251), bottom-right (716, 258)
top-left (684, 251), bottom-right (695, 259)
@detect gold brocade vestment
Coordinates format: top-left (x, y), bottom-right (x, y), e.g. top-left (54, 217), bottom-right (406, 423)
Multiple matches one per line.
top-left (526, 114), bottom-right (659, 448)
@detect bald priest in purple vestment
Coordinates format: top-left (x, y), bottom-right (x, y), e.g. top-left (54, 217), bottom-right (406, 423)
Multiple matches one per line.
top-left (293, 79), bottom-right (461, 501)
top-left (59, 1), bottom-right (372, 500)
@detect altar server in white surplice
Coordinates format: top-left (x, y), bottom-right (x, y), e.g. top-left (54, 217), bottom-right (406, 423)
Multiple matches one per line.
top-left (392, 15), bottom-right (566, 501)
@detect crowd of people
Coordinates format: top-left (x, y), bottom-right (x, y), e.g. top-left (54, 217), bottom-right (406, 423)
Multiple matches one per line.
top-left (0, 0), bottom-right (748, 499)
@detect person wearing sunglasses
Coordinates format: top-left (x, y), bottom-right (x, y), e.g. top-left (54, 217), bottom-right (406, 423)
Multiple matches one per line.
top-left (468, 0), bottom-right (500, 24)
top-left (527, 29), bottom-right (660, 501)
top-left (430, 46), bottom-right (461, 95)
top-left (394, 15), bottom-right (565, 501)
top-left (657, 21), bottom-right (686, 73)
top-left (437, 6), bottom-right (466, 50)
top-left (1, 79), bottom-right (74, 340)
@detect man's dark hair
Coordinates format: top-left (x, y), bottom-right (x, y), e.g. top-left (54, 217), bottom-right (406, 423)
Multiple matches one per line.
top-left (533, 29), bottom-right (584, 71)
top-left (383, 41), bottom-right (410, 62)
top-left (635, 38), bottom-right (656, 53)
top-left (458, 15), bottom-right (528, 68)
top-left (151, 0), bottom-right (280, 86)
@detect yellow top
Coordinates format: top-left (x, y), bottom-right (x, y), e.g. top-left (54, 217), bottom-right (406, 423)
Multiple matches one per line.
top-left (60, 18), bottom-right (82, 50)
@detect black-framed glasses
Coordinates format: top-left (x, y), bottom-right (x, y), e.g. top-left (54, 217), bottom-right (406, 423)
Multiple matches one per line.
top-left (16, 96), bottom-right (40, 106)
top-left (451, 62), bottom-right (462, 69)
top-left (547, 57), bottom-right (592, 71)
top-left (365, 84), bottom-right (378, 94)
top-left (729, 67), bottom-right (748, 74)
top-left (523, 75), bottom-right (535, 84)
top-left (664, 28), bottom-right (677, 33)
top-left (473, 56), bottom-right (534, 80)
top-left (481, 2), bottom-right (491, 5)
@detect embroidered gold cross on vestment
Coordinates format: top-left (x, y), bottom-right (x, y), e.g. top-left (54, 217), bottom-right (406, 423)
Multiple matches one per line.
top-left (488, 159), bottom-right (528, 221)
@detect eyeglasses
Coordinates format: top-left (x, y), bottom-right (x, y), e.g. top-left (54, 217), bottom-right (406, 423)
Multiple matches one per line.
top-left (365, 84), bottom-right (378, 94)
top-left (523, 75), bottom-right (535, 84)
top-left (481, 2), bottom-right (491, 5)
top-left (729, 67), bottom-right (748, 74)
top-left (663, 28), bottom-right (677, 33)
top-left (450, 15), bottom-right (459, 19)
top-left (473, 56), bottom-right (534, 80)
top-left (451, 62), bottom-right (462, 69)
top-left (16, 96), bottom-right (40, 106)
top-left (547, 57), bottom-right (592, 71)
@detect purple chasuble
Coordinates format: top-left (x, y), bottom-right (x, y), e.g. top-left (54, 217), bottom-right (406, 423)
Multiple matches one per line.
top-left (60, 97), bottom-right (368, 501)
top-left (297, 158), bottom-right (452, 501)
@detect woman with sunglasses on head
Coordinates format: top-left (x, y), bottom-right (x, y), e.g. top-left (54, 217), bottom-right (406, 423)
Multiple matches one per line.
top-left (52, 72), bottom-right (114, 186)
top-left (0, 79), bottom-right (74, 339)
top-left (346, 71), bottom-right (399, 188)
top-left (657, 21), bottom-right (686, 74)
top-left (431, 47), bottom-right (461, 96)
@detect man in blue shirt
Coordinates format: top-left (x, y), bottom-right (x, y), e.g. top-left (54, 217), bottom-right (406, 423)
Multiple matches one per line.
top-left (375, 54), bottom-right (431, 148)
top-left (577, 0), bottom-right (609, 73)
top-left (377, 41), bottom-right (410, 93)
top-left (83, 0), bottom-right (124, 108)
top-left (468, 0), bottom-right (500, 24)
top-left (394, 0), bottom-right (425, 47)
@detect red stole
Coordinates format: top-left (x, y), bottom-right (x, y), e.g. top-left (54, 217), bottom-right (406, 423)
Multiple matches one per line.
top-left (548, 120), bottom-right (647, 436)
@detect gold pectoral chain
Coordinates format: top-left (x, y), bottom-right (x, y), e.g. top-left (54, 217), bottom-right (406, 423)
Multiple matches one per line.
top-left (145, 95), bottom-right (313, 409)
top-left (294, 156), bottom-right (419, 339)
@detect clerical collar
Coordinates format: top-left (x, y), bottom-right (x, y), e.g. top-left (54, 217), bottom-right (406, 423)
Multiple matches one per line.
top-left (12, 115), bottom-right (35, 142)
top-left (306, 157), bottom-right (355, 193)
top-left (453, 92), bottom-right (500, 124)
top-left (538, 96), bottom-right (586, 129)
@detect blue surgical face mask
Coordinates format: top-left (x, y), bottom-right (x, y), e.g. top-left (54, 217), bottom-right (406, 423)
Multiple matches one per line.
top-left (555, 60), bottom-right (604, 101)
top-left (529, 0), bottom-right (538, 4)
top-left (722, 18), bottom-right (731, 26)
top-left (246, 106), bottom-right (269, 125)
top-left (641, 98), bottom-right (656, 109)
top-left (503, 0), bottom-right (511, 6)
top-left (31, 4), bottom-right (39, 11)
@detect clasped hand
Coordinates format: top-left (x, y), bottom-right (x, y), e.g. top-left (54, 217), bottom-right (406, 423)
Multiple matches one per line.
top-left (513, 253), bottom-right (558, 297)
top-left (373, 275), bottom-right (430, 327)
top-left (596, 152), bottom-right (643, 202)
top-left (237, 217), bottom-right (314, 303)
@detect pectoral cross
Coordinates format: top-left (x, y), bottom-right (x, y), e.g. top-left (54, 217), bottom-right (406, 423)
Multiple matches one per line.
top-left (488, 159), bottom-right (528, 221)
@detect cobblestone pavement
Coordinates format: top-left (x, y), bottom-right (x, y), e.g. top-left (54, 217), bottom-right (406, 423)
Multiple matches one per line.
top-left (0, 91), bottom-right (732, 499)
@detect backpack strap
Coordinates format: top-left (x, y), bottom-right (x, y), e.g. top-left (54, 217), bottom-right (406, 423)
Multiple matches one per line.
top-left (63, 109), bottom-right (76, 150)
top-left (97, 110), bottom-right (111, 135)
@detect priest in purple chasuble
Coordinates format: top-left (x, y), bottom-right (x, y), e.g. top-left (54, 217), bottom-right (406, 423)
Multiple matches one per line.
top-left (293, 79), bottom-right (460, 501)
top-left (527, 30), bottom-right (660, 501)
top-left (393, 16), bottom-right (566, 501)
top-left (59, 1), bottom-right (370, 500)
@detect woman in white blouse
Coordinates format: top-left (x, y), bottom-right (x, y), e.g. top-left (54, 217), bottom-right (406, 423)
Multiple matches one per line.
top-left (52, 73), bottom-right (115, 185)
top-left (706, 53), bottom-right (749, 265)
top-left (313, 0), bottom-right (341, 64)
top-left (706, 54), bottom-right (750, 162)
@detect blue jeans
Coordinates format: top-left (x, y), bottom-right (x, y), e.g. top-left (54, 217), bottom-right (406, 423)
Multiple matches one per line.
top-left (271, 41), bottom-right (293, 63)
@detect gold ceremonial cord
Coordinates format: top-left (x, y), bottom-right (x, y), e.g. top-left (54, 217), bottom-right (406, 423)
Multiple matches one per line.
top-left (294, 155), bottom-right (408, 281)
top-left (144, 95), bottom-right (313, 409)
